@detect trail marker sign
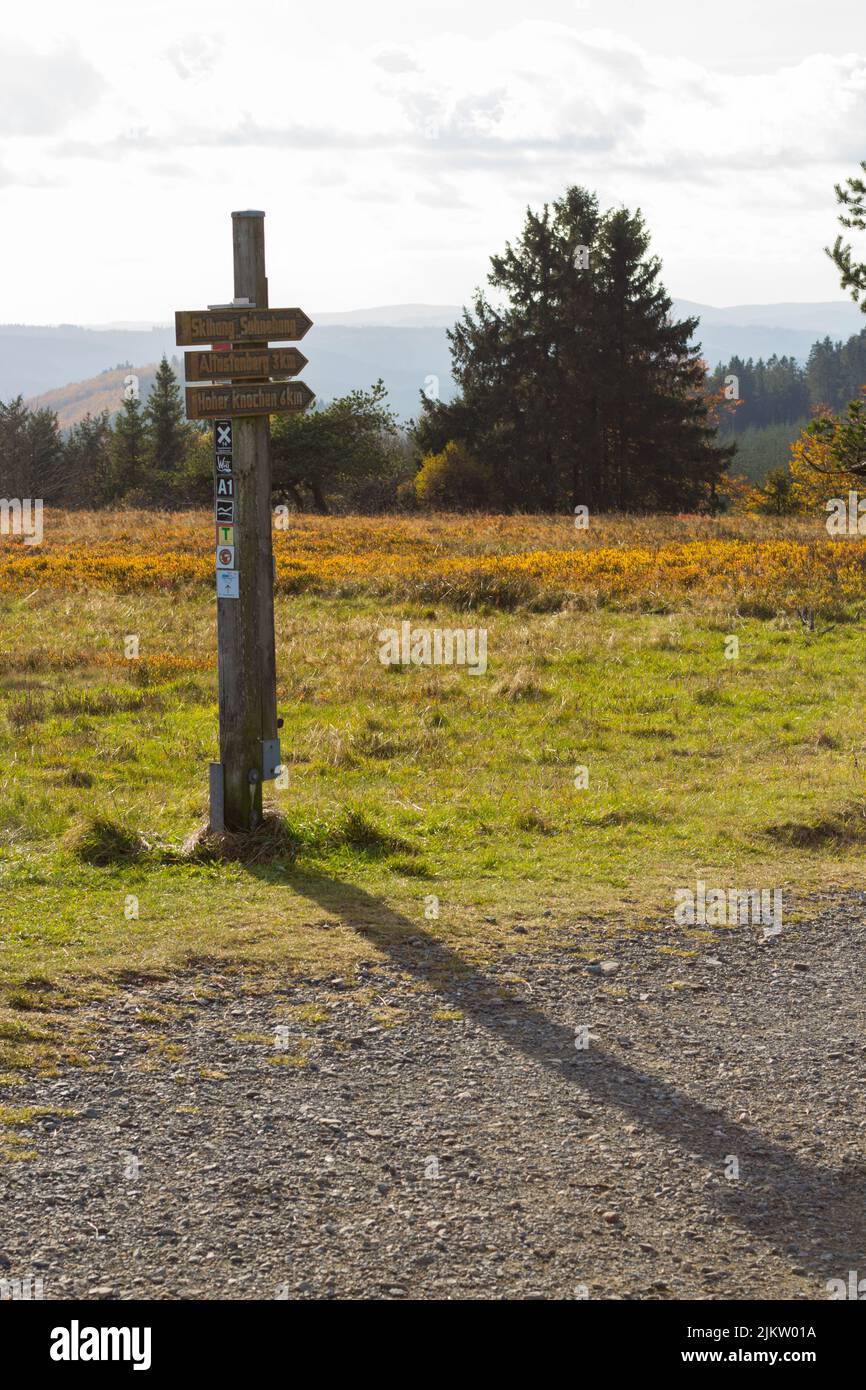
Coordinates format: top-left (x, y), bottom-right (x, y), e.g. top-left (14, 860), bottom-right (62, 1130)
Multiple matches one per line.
top-left (176, 210), bottom-right (314, 832)
top-left (217, 570), bottom-right (240, 599)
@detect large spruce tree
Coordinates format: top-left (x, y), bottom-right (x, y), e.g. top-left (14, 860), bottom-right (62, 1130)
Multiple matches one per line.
top-left (416, 186), bottom-right (732, 511)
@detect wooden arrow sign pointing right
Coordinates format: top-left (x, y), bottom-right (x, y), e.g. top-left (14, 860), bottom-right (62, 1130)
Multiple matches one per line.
top-left (175, 307), bottom-right (313, 345)
top-left (184, 347), bottom-right (308, 381)
top-left (186, 381), bottom-right (315, 419)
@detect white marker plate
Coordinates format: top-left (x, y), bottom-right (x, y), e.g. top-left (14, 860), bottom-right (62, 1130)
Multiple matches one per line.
top-left (217, 570), bottom-right (240, 599)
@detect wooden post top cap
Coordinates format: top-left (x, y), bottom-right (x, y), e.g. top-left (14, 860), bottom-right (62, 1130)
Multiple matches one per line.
top-left (232, 209), bottom-right (265, 218)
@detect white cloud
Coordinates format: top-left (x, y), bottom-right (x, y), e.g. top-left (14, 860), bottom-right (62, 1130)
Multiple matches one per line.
top-left (164, 35), bottom-right (224, 82)
top-left (0, 38), bottom-right (105, 136)
top-left (0, 10), bottom-right (864, 316)
top-left (31, 21), bottom-right (866, 189)
top-left (371, 47), bottom-right (421, 74)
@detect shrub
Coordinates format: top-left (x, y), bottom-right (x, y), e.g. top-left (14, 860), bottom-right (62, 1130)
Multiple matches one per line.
top-left (414, 441), bottom-right (496, 510)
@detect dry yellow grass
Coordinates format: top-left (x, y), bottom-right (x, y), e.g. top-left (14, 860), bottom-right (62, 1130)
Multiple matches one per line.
top-left (1, 509), bottom-right (860, 617)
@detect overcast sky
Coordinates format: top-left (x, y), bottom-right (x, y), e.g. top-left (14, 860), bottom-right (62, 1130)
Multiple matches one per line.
top-left (2, 0), bottom-right (866, 323)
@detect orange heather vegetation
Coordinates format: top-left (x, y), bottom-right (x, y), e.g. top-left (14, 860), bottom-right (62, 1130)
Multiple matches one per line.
top-left (1, 508), bottom-right (864, 616)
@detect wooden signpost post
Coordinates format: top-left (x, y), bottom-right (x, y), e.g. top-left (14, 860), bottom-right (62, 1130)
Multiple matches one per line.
top-left (175, 211), bottom-right (314, 833)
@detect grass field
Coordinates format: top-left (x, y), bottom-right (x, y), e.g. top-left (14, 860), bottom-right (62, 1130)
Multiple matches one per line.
top-left (3, 508), bottom-right (866, 1069)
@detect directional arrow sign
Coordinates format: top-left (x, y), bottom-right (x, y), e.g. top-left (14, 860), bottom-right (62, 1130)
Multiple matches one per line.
top-left (187, 381), bottom-right (315, 419)
top-left (185, 347), bottom-right (308, 381)
top-left (175, 307), bottom-right (312, 345)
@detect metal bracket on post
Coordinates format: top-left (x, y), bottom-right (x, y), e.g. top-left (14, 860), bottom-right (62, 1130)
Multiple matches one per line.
top-left (209, 762), bottom-right (226, 832)
top-left (248, 768), bottom-right (261, 829)
top-left (261, 739), bottom-right (282, 781)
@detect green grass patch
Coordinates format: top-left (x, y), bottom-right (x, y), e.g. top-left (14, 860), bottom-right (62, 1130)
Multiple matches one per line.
top-left (2, 586), bottom-right (866, 1062)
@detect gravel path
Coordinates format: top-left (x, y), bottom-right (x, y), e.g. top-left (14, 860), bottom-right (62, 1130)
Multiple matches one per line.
top-left (2, 888), bottom-right (866, 1301)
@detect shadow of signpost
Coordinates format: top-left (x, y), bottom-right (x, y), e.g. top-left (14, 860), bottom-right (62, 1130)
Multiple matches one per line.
top-left (279, 867), bottom-right (866, 1291)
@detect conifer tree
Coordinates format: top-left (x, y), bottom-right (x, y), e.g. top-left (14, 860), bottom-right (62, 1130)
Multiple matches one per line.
top-left (113, 390), bottom-right (146, 497)
top-left (415, 186), bottom-right (732, 511)
top-left (827, 160), bottom-right (866, 308)
top-left (143, 356), bottom-right (192, 498)
top-left (0, 397), bottom-right (64, 500)
top-left (64, 412), bottom-right (115, 505)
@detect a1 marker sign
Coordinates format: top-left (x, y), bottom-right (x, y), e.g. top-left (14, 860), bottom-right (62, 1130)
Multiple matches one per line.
top-left (216, 546), bottom-right (235, 569)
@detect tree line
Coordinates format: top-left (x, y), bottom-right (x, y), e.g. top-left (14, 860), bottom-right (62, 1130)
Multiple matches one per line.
top-left (0, 359), bottom-right (205, 508)
top-left (0, 361), bottom-right (412, 513)
top-left (707, 330), bottom-right (866, 436)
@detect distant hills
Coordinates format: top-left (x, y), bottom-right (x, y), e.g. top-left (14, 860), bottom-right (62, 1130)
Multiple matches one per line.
top-left (15, 309), bottom-right (458, 426)
top-left (28, 364), bottom-right (162, 430)
top-left (672, 299), bottom-right (866, 371)
top-left (8, 299), bottom-right (866, 428)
